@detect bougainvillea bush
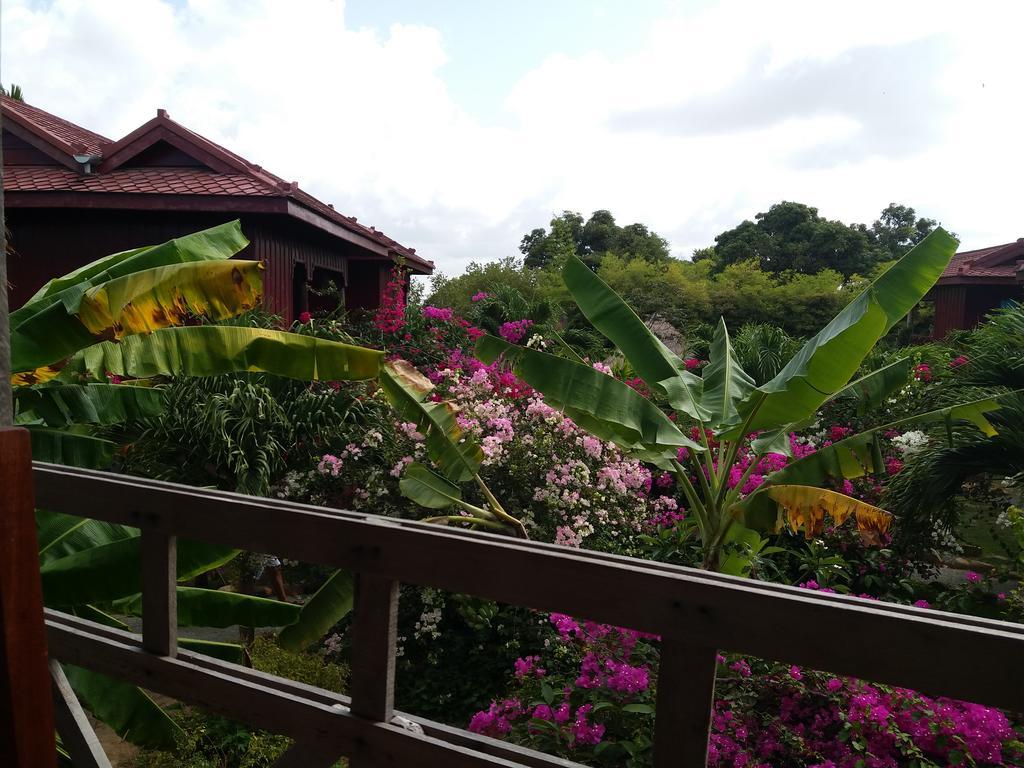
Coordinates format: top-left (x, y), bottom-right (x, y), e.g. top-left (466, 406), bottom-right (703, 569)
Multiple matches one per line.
top-left (469, 612), bottom-right (1024, 767)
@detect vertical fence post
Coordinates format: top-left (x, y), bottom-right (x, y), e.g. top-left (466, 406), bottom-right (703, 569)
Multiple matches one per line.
top-left (348, 573), bottom-right (399, 767)
top-left (0, 427), bottom-right (57, 767)
top-left (654, 637), bottom-right (717, 768)
top-left (141, 530), bottom-right (177, 657)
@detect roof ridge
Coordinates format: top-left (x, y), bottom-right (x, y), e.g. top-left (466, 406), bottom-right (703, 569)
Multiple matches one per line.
top-left (0, 95), bottom-right (111, 155)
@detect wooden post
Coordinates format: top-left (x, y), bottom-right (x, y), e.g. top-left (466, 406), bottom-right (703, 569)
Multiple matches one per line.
top-left (653, 638), bottom-right (717, 768)
top-left (348, 574), bottom-right (399, 768)
top-left (0, 427), bottom-right (57, 767)
top-left (141, 530), bottom-right (177, 657)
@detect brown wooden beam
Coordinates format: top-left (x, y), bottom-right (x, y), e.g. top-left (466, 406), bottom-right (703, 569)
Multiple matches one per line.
top-left (0, 430), bottom-right (56, 767)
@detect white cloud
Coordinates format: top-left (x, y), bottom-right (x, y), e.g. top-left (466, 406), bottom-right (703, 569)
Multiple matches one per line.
top-left (4, 0), bottom-right (1024, 275)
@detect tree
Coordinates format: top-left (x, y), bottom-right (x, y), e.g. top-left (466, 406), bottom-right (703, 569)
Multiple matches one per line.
top-left (478, 228), bottom-right (1013, 571)
top-left (520, 210), bottom-right (671, 269)
top-left (1, 83), bottom-right (24, 101)
top-left (713, 201), bottom-right (883, 278)
top-left (871, 203), bottom-right (939, 261)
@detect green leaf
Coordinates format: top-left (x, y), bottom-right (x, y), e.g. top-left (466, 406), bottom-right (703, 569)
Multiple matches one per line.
top-left (178, 638), bottom-right (245, 664)
top-left (278, 570), bottom-right (354, 651)
top-left (831, 357), bottom-right (912, 416)
top-left (15, 220), bottom-right (248, 321)
top-left (63, 664), bottom-right (181, 749)
top-left (114, 587), bottom-right (300, 629)
top-left (700, 318), bottom-right (755, 428)
top-left (379, 360), bottom-right (484, 482)
top-left (475, 335), bottom-right (701, 453)
top-left (399, 462), bottom-right (465, 509)
top-left (766, 393), bottom-right (1012, 488)
top-left (27, 425), bottom-right (115, 469)
top-left (36, 510), bottom-right (137, 563)
top-left (41, 537), bottom-right (238, 607)
top-left (562, 256), bottom-right (686, 384)
top-left (15, 383), bottom-right (163, 427)
top-left (58, 325), bottom-right (383, 383)
top-left (731, 228), bottom-right (958, 434)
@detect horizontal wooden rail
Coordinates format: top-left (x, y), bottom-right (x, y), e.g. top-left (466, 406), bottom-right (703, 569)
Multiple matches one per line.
top-left (34, 462), bottom-right (1024, 767)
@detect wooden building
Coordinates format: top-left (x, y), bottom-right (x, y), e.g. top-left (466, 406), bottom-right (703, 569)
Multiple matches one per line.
top-left (1, 96), bottom-right (432, 322)
top-left (928, 239), bottom-right (1023, 337)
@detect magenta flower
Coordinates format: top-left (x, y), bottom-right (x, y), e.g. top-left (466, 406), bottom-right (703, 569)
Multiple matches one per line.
top-left (298, 311), bottom-right (312, 324)
top-left (966, 571), bottom-right (981, 583)
top-left (912, 599), bottom-right (930, 609)
top-left (471, 291), bottom-right (489, 302)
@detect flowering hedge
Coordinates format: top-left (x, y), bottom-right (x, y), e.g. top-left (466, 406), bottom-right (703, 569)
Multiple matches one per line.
top-left (469, 612), bottom-right (1024, 767)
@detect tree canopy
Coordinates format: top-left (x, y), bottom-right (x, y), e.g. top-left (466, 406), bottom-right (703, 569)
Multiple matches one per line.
top-left (521, 210), bottom-right (671, 269)
top-left (702, 201), bottom-right (942, 279)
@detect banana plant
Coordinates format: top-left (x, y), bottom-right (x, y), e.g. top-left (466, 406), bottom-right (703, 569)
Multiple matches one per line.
top-left (476, 229), bottom-right (1015, 569)
top-left (10, 222), bottom-right (388, 745)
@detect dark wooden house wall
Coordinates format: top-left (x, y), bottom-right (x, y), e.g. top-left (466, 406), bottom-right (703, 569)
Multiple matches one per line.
top-left (4, 208), bottom-right (388, 323)
top-left (931, 283), bottom-right (1022, 337)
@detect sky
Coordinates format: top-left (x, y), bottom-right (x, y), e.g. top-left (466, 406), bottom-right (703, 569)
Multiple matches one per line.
top-left (3, 0), bottom-right (1023, 277)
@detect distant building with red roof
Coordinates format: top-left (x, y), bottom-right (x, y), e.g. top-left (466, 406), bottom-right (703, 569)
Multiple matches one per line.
top-left (2, 96), bottom-right (432, 321)
top-left (927, 239), bottom-right (1023, 337)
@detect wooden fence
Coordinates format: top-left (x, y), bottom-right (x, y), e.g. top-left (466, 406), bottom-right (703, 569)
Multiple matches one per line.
top-left (28, 461), bottom-right (1024, 767)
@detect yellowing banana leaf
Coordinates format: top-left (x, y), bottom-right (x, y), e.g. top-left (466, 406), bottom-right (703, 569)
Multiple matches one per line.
top-left (11, 363), bottom-right (62, 386)
top-left (113, 587), bottom-right (300, 629)
top-left (76, 259), bottom-right (263, 337)
top-left (767, 393), bottom-right (1011, 488)
top-left (278, 570), bottom-right (354, 651)
top-left (57, 325), bottom-right (383, 383)
top-left (700, 318), bottom-right (755, 429)
top-left (16, 220), bottom-right (248, 319)
top-left (380, 360), bottom-right (484, 482)
top-left (730, 229), bottom-right (958, 435)
top-left (562, 255), bottom-right (708, 420)
top-left (736, 485), bottom-right (893, 543)
top-left (10, 260), bottom-right (264, 373)
top-left (475, 335), bottom-right (701, 453)
top-left (28, 426), bottom-right (116, 469)
top-left (15, 383), bottom-right (163, 427)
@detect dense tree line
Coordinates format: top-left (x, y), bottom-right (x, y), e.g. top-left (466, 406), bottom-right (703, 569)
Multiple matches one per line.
top-left (429, 201), bottom-right (947, 343)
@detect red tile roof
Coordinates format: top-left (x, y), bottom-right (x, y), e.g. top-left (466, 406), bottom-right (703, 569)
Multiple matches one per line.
top-left (938, 240), bottom-right (1023, 282)
top-left (1, 96), bottom-right (110, 155)
top-left (5, 165), bottom-right (278, 196)
top-left (1, 98), bottom-right (432, 272)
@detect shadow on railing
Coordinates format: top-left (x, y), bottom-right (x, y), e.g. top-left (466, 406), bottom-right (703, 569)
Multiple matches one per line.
top-left (34, 461), bottom-right (1024, 768)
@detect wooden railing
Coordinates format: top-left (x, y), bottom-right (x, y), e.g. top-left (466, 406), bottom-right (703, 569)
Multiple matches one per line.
top-left (33, 461), bottom-right (1024, 768)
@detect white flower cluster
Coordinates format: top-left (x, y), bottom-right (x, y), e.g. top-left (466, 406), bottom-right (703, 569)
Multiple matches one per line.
top-left (891, 430), bottom-right (929, 457)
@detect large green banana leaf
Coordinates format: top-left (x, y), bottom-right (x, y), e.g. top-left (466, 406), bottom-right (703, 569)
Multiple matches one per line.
top-left (399, 462), bottom-right (470, 509)
top-left (379, 360), bottom-right (484, 482)
top-left (278, 570), bottom-right (354, 651)
top-left (563, 255), bottom-right (686, 381)
top-left (58, 325), bottom-right (383, 383)
top-left (729, 229), bottom-right (958, 435)
top-left (114, 587), bottom-right (300, 628)
top-left (700, 318), bottom-right (755, 429)
top-left (11, 260), bottom-right (264, 373)
top-left (476, 335), bottom-right (701, 453)
top-left (763, 393), bottom-right (1011, 488)
top-left (28, 426), bottom-right (116, 469)
top-left (562, 255), bottom-right (708, 421)
top-left (16, 220), bottom-right (248, 320)
top-left (832, 357), bottom-right (912, 416)
top-left (749, 358), bottom-right (913, 455)
top-left (41, 537), bottom-right (238, 606)
top-left (37, 511), bottom-right (137, 563)
top-left (15, 383), bottom-right (163, 427)
top-left (63, 664), bottom-right (181, 749)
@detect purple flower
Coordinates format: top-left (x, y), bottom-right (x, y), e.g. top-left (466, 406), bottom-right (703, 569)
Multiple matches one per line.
top-left (912, 599), bottom-right (930, 609)
top-left (966, 571), bottom-right (981, 583)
